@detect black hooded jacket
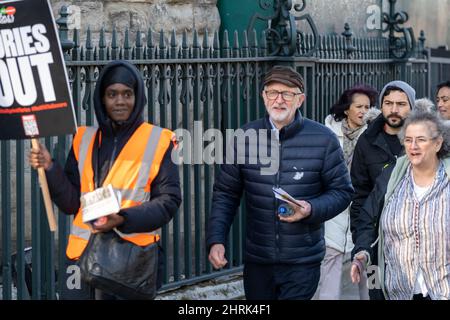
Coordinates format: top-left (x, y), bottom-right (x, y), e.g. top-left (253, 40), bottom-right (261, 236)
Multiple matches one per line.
top-left (45, 60), bottom-right (181, 234)
top-left (349, 113), bottom-right (403, 242)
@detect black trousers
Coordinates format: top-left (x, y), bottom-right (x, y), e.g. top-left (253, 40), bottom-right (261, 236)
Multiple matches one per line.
top-left (412, 293), bottom-right (431, 300)
top-left (369, 288), bottom-right (385, 300)
top-left (243, 262), bottom-right (321, 300)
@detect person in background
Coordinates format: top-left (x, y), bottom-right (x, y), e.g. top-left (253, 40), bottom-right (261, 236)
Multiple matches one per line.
top-left (351, 110), bottom-right (450, 300)
top-left (316, 84), bottom-right (379, 300)
top-left (349, 80), bottom-right (415, 299)
top-left (436, 81), bottom-right (450, 121)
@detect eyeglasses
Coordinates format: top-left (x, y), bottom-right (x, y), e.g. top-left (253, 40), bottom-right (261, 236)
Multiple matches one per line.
top-left (264, 90), bottom-right (302, 102)
top-left (436, 96), bottom-right (450, 103)
top-left (403, 136), bottom-right (436, 146)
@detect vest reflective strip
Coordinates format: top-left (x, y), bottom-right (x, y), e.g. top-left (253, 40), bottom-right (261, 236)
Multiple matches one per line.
top-left (114, 228), bottom-right (156, 239)
top-left (77, 126), bottom-right (161, 202)
top-left (120, 188), bottom-right (149, 202)
top-left (77, 127), bottom-right (97, 174)
top-left (70, 125), bottom-right (163, 250)
top-left (81, 188), bottom-right (150, 203)
top-left (132, 126), bottom-right (163, 196)
top-left (71, 224), bottom-right (91, 241)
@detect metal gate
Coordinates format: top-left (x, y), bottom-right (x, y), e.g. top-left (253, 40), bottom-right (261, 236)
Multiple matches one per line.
top-left (1, 0), bottom-right (445, 299)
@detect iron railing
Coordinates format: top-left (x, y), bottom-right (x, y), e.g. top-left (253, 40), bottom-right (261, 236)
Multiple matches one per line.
top-left (1, 1), bottom-right (448, 300)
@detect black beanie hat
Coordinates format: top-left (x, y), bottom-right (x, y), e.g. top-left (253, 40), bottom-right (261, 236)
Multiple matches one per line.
top-left (101, 65), bottom-right (137, 95)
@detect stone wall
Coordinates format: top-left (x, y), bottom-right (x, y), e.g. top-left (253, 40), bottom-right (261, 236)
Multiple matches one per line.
top-left (392, 0), bottom-right (450, 49)
top-left (300, 0), bottom-right (449, 48)
top-left (49, 0), bottom-right (221, 46)
top-left (293, 0), bottom-right (382, 37)
top-left (48, 0), bottom-right (449, 50)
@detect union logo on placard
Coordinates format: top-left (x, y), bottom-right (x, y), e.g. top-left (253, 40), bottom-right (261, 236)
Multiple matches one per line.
top-left (0, 6), bottom-right (16, 24)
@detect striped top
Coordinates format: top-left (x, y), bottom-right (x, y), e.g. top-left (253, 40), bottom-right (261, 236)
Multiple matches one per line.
top-left (381, 162), bottom-right (450, 300)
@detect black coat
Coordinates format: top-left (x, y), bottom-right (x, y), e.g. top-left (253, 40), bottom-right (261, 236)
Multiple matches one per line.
top-left (349, 114), bottom-right (402, 242)
top-left (45, 60), bottom-right (181, 234)
top-left (206, 111), bottom-right (354, 265)
top-left (351, 164), bottom-right (394, 264)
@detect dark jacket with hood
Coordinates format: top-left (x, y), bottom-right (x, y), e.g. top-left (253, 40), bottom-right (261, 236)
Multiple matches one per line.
top-left (351, 163), bottom-right (394, 264)
top-left (45, 60), bottom-right (181, 234)
top-left (349, 113), bottom-right (400, 240)
top-left (349, 80), bottom-right (415, 243)
top-left (206, 110), bottom-right (354, 265)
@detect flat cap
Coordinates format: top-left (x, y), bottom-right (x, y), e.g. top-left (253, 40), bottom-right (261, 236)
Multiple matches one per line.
top-left (263, 65), bottom-right (305, 92)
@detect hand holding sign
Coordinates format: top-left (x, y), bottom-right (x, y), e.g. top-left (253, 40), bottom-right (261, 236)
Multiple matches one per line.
top-left (0, 0), bottom-right (76, 140)
top-left (28, 139), bottom-right (52, 171)
top-left (29, 139), bottom-right (57, 231)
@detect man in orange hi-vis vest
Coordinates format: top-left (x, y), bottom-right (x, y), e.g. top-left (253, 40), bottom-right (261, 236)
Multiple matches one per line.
top-left (29, 60), bottom-right (181, 300)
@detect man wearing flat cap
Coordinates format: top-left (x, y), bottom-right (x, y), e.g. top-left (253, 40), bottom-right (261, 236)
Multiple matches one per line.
top-left (207, 65), bottom-right (353, 299)
top-left (29, 60), bottom-right (181, 299)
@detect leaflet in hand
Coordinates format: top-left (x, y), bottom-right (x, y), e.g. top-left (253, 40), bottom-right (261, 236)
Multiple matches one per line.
top-left (81, 184), bottom-right (122, 223)
top-left (272, 186), bottom-right (304, 208)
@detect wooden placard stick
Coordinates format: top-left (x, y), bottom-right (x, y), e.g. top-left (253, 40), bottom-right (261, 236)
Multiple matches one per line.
top-left (31, 138), bottom-right (57, 232)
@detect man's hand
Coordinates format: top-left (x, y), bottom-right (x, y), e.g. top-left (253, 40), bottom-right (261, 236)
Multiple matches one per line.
top-left (91, 213), bottom-right (125, 233)
top-left (28, 141), bottom-right (53, 170)
top-left (350, 252), bottom-right (368, 284)
top-left (278, 200), bottom-right (311, 223)
top-left (208, 243), bottom-right (228, 269)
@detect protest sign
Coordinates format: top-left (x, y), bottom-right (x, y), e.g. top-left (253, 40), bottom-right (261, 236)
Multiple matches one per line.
top-left (0, 0), bottom-right (76, 140)
top-left (0, 0), bottom-right (76, 231)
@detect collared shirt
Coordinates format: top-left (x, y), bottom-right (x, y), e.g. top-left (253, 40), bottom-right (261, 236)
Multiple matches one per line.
top-left (268, 117), bottom-right (277, 130)
top-left (412, 180), bottom-right (432, 297)
top-left (268, 117), bottom-right (297, 141)
top-left (381, 163), bottom-right (450, 300)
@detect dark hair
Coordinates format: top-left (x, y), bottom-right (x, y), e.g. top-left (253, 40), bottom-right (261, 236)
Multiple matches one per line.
top-left (382, 85), bottom-right (406, 102)
top-left (398, 110), bottom-right (450, 159)
top-left (436, 80), bottom-right (450, 94)
top-left (329, 84), bottom-right (378, 122)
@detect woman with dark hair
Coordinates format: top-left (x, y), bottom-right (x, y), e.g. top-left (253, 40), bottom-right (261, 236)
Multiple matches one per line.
top-left (351, 110), bottom-right (450, 300)
top-left (436, 80), bottom-right (450, 121)
top-left (316, 84), bottom-right (379, 300)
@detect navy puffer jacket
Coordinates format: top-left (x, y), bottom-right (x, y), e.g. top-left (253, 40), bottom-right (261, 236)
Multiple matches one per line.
top-left (206, 111), bottom-right (354, 265)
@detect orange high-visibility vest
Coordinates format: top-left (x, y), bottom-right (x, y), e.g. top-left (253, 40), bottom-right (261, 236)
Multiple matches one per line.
top-left (66, 123), bottom-right (174, 260)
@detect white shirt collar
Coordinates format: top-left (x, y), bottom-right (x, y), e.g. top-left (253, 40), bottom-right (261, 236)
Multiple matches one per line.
top-left (269, 117), bottom-right (278, 131)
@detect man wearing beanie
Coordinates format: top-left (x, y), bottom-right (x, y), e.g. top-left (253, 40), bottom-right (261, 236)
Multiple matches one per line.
top-left (349, 80), bottom-right (415, 300)
top-left (28, 60), bottom-right (181, 299)
top-left (207, 65), bottom-right (353, 299)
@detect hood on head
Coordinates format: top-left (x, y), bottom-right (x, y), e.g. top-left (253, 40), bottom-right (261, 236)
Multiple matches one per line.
top-left (93, 60), bottom-right (146, 136)
top-left (379, 80), bottom-right (416, 109)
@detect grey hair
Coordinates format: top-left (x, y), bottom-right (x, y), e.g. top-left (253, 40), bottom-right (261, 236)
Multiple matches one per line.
top-left (414, 98), bottom-right (436, 113)
top-left (398, 110), bottom-right (450, 159)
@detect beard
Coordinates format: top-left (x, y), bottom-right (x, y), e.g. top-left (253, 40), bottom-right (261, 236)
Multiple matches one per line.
top-left (270, 111), bottom-right (289, 122)
top-left (384, 114), bottom-right (405, 128)
top-left (268, 104), bottom-right (290, 122)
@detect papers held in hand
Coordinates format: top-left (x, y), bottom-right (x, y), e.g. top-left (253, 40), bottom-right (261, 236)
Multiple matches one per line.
top-left (272, 186), bottom-right (304, 209)
top-left (81, 184), bottom-right (121, 223)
